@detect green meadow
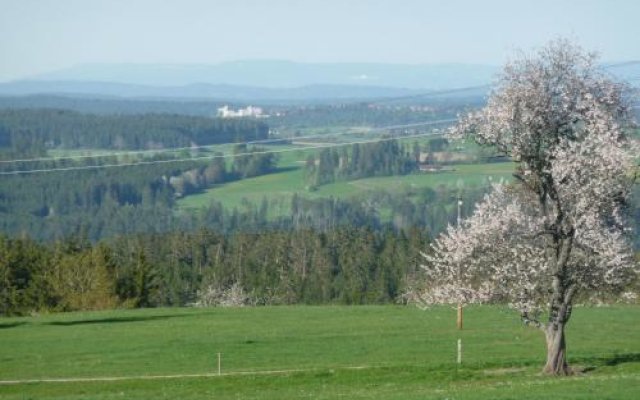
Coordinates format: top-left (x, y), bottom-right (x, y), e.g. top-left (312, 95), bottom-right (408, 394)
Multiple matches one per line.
top-left (176, 161), bottom-right (515, 213)
top-left (0, 305), bottom-right (639, 399)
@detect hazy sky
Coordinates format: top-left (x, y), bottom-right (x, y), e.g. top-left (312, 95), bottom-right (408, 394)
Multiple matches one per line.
top-left (1, 0), bottom-right (638, 81)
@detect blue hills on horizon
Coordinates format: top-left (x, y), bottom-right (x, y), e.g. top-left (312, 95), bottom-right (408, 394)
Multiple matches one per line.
top-left (0, 60), bottom-right (637, 101)
top-left (0, 60), bottom-right (497, 101)
top-left (23, 60), bottom-right (500, 89)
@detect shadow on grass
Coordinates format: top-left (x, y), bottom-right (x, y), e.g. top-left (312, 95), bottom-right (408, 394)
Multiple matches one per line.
top-left (603, 353), bottom-right (640, 366)
top-left (0, 321), bottom-right (28, 329)
top-left (46, 314), bottom-right (192, 327)
top-left (273, 166), bottom-right (301, 173)
top-left (577, 352), bottom-right (640, 373)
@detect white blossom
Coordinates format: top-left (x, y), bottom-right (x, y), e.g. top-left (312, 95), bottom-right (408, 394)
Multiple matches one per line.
top-left (421, 40), bottom-right (637, 329)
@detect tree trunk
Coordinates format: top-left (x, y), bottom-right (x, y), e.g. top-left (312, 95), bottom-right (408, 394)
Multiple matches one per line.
top-left (543, 323), bottom-right (571, 375)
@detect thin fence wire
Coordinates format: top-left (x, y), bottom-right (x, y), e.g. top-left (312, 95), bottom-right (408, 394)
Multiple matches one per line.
top-left (0, 345), bottom-right (632, 386)
top-left (0, 119), bottom-right (455, 165)
top-left (0, 129), bottom-right (449, 176)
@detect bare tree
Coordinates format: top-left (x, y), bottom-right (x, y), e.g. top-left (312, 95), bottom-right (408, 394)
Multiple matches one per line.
top-left (421, 40), bottom-right (638, 375)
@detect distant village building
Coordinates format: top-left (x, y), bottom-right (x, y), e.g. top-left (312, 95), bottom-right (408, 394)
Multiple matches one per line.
top-left (217, 105), bottom-right (267, 118)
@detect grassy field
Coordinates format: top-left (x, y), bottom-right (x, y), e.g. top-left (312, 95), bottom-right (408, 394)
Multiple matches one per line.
top-left (176, 161), bottom-right (515, 212)
top-left (0, 305), bottom-right (639, 399)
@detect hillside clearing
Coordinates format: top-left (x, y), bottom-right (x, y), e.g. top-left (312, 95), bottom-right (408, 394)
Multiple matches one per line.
top-left (176, 162), bottom-right (515, 213)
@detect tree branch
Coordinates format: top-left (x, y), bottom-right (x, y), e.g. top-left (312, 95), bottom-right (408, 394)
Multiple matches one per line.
top-left (521, 311), bottom-right (546, 331)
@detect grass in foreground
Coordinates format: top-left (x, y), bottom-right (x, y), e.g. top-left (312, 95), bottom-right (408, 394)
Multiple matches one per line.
top-left (0, 305), bottom-right (639, 399)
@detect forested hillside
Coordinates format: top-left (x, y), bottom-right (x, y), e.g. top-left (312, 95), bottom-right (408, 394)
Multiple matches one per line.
top-left (0, 157), bottom-right (487, 241)
top-left (0, 109), bottom-right (268, 155)
top-left (0, 101), bottom-right (636, 247)
top-left (0, 95), bottom-right (224, 116)
top-left (0, 226), bottom-right (430, 314)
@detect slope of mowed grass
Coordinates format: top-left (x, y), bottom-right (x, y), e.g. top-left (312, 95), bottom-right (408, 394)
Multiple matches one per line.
top-left (177, 162), bottom-right (515, 212)
top-left (177, 167), bottom-right (308, 211)
top-left (0, 305), bottom-right (639, 399)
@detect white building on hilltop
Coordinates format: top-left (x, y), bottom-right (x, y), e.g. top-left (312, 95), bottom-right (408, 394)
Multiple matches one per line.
top-left (217, 105), bottom-right (266, 118)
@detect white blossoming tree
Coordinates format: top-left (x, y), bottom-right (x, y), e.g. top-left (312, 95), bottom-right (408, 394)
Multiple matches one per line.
top-left (421, 40), bottom-right (638, 375)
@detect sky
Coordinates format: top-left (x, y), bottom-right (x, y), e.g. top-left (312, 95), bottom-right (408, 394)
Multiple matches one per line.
top-left (0, 0), bottom-right (638, 81)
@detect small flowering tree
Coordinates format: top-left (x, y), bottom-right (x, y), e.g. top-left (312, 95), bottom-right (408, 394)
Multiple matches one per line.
top-left (421, 40), bottom-right (638, 375)
top-left (194, 282), bottom-right (250, 307)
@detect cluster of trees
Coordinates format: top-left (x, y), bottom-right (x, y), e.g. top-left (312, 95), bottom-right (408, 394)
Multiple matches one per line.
top-left (287, 185), bottom-right (486, 234)
top-left (0, 109), bottom-right (269, 155)
top-left (0, 226), bottom-right (430, 315)
top-left (230, 144), bottom-right (279, 178)
top-left (301, 136), bottom-right (500, 190)
top-left (304, 139), bottom-right (417, 186)
top-left (166, 145), bottom-right (279, 197)
top-left (0, 160), bottom-right (182, 238)
top-left (0, 139), bottom-right (284, 240)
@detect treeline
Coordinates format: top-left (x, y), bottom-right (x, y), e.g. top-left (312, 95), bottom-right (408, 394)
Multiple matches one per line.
top-left (0, 145), bottom-right (280, 240)
top-left (3, 158), bottom-right (634, 248)
top-left (0, 109), bottom-right (269, 155)
top-left (0, 95), bottom-right (223, 117)
top-left (0, 162), bottom-right (484, 241)
top-left (0, 227), bottom-right (431, 315)
top-left (305, 139), bottom-right (417, 186)
top-left (270, 101), bottom-right (480, 130)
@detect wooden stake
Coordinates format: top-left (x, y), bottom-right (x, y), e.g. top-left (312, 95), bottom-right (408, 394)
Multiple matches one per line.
top-left (457, 339), bottom-right (462, 364)
top-left (218, 352), bottom-right (221, 376)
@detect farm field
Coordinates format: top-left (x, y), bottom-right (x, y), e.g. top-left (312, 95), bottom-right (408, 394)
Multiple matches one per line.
top-left (0, 305), bottom-right (639, 399)
top-left (176, 161), bottom-right (516, 212)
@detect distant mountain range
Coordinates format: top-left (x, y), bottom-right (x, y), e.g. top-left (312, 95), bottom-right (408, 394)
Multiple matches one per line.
top-left (23, 61), bottom-right (500, 89)
top-left (0, 61), bottom-right (496, 101)
top-left (0, 60), bottom-right (637, 102)
top-left (0, 81), bottom-right (423, 101)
